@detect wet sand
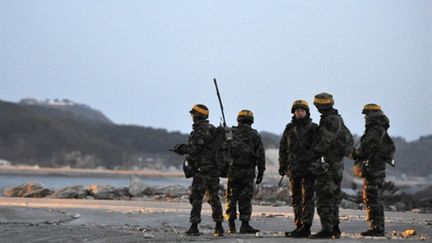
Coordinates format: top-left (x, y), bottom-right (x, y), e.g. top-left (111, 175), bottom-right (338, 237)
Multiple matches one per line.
top-left (0, 197), bottom-right (431, 242)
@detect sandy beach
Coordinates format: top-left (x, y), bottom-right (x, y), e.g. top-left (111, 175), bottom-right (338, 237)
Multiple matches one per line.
top-left (0, 197), bottom-right (431, 243)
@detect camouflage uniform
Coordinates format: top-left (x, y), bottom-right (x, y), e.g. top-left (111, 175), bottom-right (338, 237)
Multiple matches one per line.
top-left (182, 119), bottom-right (223, 224)
top-left (353, 110), bottom-right (392, 233)
top-left (279, 117), bottom-right (318, 227)
top-left (225, 123), bottom-right (266, 222)
top-left (311, 108), bottom-right (346, 233)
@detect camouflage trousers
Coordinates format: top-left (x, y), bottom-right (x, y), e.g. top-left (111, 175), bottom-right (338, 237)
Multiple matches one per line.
top-left (290, 174), bottom-right (315, 226)
top-left (225, 168), bottom-right (255, 222)
top-left (315, 172), bottom-right (342, 232)
top-left (363, 175), bottom-right (385, 231)
top-left (189, 173), bottom-right (223, 224)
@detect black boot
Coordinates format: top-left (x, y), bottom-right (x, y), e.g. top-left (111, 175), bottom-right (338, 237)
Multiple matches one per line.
top-left (228, 220), bottom-right (236, 234)
top-left (213, 222), bottom-right (224, 237)
top-left (333, 223), bottom-right (341, 239)
top-left (360, 229), bottom-right (384, 237)
top-left (185, 223), bottom-right (199, 236)
top-left (284, 223), bottom-right (302, 237)
top-left (240, 221), bottom-right (260, 234)
top-left (309, 229), bottom-right (334, 239)
top-left (291, 224), bottom-right (311, 238)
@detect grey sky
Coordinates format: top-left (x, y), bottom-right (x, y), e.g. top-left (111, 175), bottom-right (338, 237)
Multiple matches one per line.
top-left (1, 1), bottom-right (431, 140)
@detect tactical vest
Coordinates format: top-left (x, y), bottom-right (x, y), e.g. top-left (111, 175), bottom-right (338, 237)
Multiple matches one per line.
top-left (230, 126), bottom-right (258, 168)
top-left (188, 122), bottom-right (218, 176)
top-left (328, 114), bottom-right (354, 157)
top-left (283, 120), bottom-right (318, 176)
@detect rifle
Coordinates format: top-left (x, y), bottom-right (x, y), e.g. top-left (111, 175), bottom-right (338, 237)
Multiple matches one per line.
top-left (278, 174), bottom-right (285, 187)
top-left (213, 78), bottom-right (227, 128)
top-left (213, 79), bottom-right (233, 178)
top-left (213, 78), bottom-right (232, 142)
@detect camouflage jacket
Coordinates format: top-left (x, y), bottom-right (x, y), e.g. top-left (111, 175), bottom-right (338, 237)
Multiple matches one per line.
top-left (230, 124), bottom-right (266, 174)
top-left (311, 108), bottom-right (347, 164)
top-left (355, 111), bottom-right (392, 176)
top-left (279, 117), bottom-right (318, 177)
top-left (182, 120), bottom-right (218, 176)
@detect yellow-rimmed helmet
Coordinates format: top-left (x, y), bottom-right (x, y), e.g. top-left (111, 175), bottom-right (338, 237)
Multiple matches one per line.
top-left (362, 103), bottom-right (381, 114)
top-left (189, 104), bottom-right (209, 118)
top-left (313, 92), bottom-right (334, 110)
top-left (291, 100), bottom-right (310, 114)
top-left (237, 109), bottom-right (254, 123)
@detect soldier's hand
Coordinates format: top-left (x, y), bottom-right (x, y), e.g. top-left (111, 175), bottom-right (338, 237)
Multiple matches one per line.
top-left (278, 167), bottom-right (286, 176)
top-left (173, 144), bottom-right (187, 155)
top-left (256, 172), bottom-right (264, 184)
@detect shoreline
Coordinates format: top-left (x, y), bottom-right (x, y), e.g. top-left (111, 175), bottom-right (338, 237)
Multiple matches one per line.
top-left (0, 197), bottom-right (431, 242)
top-left (0, 165), bottom-right (183, 178)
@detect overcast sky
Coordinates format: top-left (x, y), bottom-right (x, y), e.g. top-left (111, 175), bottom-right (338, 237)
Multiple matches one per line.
top-left (1, 1), bottom-right (431, 141)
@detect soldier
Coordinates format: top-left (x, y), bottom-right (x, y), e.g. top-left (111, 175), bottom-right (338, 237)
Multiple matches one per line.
top-left (173, 104), bottom-right (224, 237)
top-left (351, 104), bottom-right (394, 236)
top-left (225, 110), bottom-right (266, 234)
top-left (309, 93), bottom-right (352, 239)
top-left (279, 100), bottom-right (318, 238)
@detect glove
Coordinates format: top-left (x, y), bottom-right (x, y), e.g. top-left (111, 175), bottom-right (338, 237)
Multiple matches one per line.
top-left (278, 166), bottom-right (287, 176)
top-left (173, 144), bottom-right (187, 155)
top-left (256, 171), bottom-right (264, 184)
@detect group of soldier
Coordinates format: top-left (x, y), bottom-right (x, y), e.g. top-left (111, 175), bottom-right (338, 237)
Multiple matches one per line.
top-left (173, 92), bottom-right (394, 239)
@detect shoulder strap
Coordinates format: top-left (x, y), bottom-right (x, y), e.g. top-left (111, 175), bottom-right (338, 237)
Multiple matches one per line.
top-left (366, 128), bottom-right (388, 162)
top-left (292, 126), bottom-right (306, 150)
top-left (327, 114), bottom-right (343, 136)
top-left (373, 129), bottom-right (387, 153)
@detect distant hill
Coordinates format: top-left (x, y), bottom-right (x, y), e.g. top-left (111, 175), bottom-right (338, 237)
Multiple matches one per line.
top-left (260, 131), bottom-right (281, 149)
top-left (389, 135), bottom-right (432, 177)
top-left (0, 100), bottom-right (187, 169)
top-left (19, 98), bottom-right (112, 124)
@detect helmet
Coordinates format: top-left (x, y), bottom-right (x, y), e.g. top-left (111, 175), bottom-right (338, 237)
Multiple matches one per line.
top-left (189, 104), bottom-right (209, 119)
top-left (237, 109), bottom-right (254, 124)
top-left (362, 103), bottom-right (381, 114)
top-left (291, 100), bottom-right (310, 114)
top-left (313, 92), bottom-right (334, 110)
